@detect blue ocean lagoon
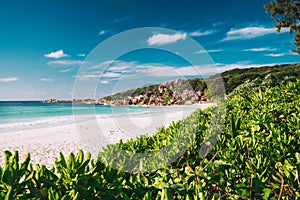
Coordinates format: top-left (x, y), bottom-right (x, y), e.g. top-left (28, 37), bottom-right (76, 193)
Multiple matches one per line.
top-left (0, 101), bottom-right (151, 132)
top-left (0, 101), bottom-right (194, 133)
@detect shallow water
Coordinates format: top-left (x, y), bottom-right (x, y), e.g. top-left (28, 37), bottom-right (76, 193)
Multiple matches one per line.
top-left (0, 101), bottom-right (210, 132)
top-left (0, 101), bottom-right (147, 132)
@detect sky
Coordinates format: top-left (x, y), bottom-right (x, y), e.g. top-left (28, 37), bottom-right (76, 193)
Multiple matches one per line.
top-left (0, 0), bottom-right (300, 100)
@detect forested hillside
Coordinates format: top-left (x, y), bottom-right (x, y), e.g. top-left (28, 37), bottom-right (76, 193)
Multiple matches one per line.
top-left (213, 63), bottom-right (300, 93)
top-left (103, 63), bottom-right (300, 103)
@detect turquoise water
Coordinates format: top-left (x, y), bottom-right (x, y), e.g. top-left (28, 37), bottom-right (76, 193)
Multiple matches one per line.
top-left (0, 101), bottom-right (207, 133)
top-left (0, 101), bottom-right (149, 132)
top-left (0, 101), bottom-right (147, 119)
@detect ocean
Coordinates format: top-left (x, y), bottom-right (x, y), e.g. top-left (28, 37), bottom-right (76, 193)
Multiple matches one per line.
top-left (0, 101), bottom-right (150, 132)
top-left (0, 101), bottom-right (202, 133)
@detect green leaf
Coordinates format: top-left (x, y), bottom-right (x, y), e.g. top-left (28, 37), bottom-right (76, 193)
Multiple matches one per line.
top-left (263, 188), bottom-right (272, 200)
top-left (214, 160), bottom-right (231, 167)
top-left (295, 152), bottom-right (300, 164)
top-left (169, 184), bottom-right (185, 191)
top-left (20, 153), bottom-right (30, 171)
top-left (2, 166), bottom-right (13, 186)
top-left (4, 186), bottom-right (13, 200)
top-left (184, 166), bottom-right (194, 176)
top-left (58, 152), bottom-right (67, 168)
top-left (160, 188), bottom-right (173, 200)
top-left (12, 151), bottom-right (19, 171)
top-left (76, 150), bottom-right (84, 164)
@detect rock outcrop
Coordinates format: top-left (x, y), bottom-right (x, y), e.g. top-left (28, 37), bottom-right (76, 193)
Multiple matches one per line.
top-left (103, 78), bottom-right (208, 106)
top-left (43, 98), bottom-right (104, 104)
top-left (44, 78), bottom-right (208, 106)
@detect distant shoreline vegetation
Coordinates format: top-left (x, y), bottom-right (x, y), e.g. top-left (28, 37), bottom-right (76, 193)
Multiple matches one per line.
top-left (44, 63), bottom-right (300, 105)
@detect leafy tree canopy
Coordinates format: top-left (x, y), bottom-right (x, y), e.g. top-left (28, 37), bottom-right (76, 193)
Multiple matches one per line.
top-left (265, 0), bottom-right (300, 54)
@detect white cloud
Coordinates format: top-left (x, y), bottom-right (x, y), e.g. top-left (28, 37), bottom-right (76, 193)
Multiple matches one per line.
top-left (98, 30), bottom-right (106, 35)
top-left (44, 50), bottom-right (68, 59)
top-left (265, 53), bottom-right (285, 57)
top-left (81, 61), bottom-right (252, 80)
top-left (59, 68), bottom-right (73, 73)
top-left (109, 61), bottom-right (136, 72)
top-left (196, 49), bottom-right (223, 54)
top-left (47, 60), bottom-right (83, 66)
top-left (102, 72), bottom-right (122, 78)
top-left (100, 80), bottom-right (109, 84)
top-left (213, 63), bottom-right (262, 72)
top-left (89, 60), bottom-right (115, 70)
top-left (210, 62), bottom-right (289, 74)
top-left (74, 74), bottom-right (99, 80)
top-left (135, 64), bottom-right (241, 77)
top-left (136, 65), bottom-right (208, 77)
top-left (74, 60), bottom-right (292, 81)
top-left (135, 61), bottom-right (288, 77)
top-left (222, 26), bottom-right (289, 41)
top-left (40, 78), bottom-right (53, 82)
top-left (243, 47), bottom-right (277, 52)
top-left (173, 66), bottom-right (205, 76)
top-left (89, 60), bottom-right (136, 72)
top-left (189, 30), bottom-right (215, 37)
top-left (77, 53), bottom-right (85, 57)
top-left (147, 33), bottom-right (187, 45)
top-left (74, 71), bottom-right (122, 81)
top-left (208, 61), bottom-right (298, 75)
top-left (0, 77), bottom-right (19, 82)
top-left (75, 60), bottom-right (137, 81)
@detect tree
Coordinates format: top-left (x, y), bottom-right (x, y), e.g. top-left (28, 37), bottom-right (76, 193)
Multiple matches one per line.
top-left (265, 0), bottom-right (300, 54)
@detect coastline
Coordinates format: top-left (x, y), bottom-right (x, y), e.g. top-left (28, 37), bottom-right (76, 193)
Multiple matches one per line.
top-left (0, 104), bottom-right (213, 168)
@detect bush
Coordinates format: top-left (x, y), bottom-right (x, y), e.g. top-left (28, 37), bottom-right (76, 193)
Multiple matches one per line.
top-left (1, 79), bottom-right (300, 199)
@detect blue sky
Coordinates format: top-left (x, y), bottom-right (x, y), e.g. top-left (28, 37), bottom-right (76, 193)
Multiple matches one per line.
top-left (0, 0), bottom-right (299, 100)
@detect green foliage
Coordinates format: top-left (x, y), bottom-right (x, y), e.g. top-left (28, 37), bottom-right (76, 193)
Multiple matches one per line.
top-left (132, 85), bottom-right (159, 97)
top-left (104, 96), bottom-right (112, 101)
top-left (221, 79), bottom-right (300, 199)
top-left (228, 73), bottom-right (297, 98)
top-left (211, 63), bottom-right (300, 94)
top-left (187, 78), bottom-right (207, 92)
top-left (163, 96), bottom-right (172, 103)
top-left (265, 0), bottom-right (300, 54)
top-left (104, 78), bottom-right (207, 101)
top-left (104, 63), bottom-right (300, 101)
top-left (0, 151), bottom-right (34, 199)
top-left (1, 79), bottom-right (300, 199)
top-left (104, 88), bottom-right (136, 101)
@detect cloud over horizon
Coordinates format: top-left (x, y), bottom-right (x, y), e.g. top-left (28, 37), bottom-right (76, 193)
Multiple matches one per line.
top-left (0, 77), bottom-right (19, 82)
top-left (40, 78), bottom-right (54, 82)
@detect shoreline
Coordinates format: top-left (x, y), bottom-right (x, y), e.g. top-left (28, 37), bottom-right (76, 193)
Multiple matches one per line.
top-left (0, 104), bottom-right (213, 167)
top-left (0, 104), bottom-right (214, 133)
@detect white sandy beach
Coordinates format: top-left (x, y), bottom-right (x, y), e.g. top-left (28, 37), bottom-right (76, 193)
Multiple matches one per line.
top-left (0, 104), bottom-right (212, 168)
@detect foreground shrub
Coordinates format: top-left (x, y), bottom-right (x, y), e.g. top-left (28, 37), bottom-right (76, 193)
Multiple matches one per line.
top-left (0, 80), bottom-right (300, 199)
